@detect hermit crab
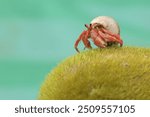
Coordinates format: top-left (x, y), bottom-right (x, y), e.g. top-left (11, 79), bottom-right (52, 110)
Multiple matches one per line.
top-left (74, 16), bottom-right (123, 52)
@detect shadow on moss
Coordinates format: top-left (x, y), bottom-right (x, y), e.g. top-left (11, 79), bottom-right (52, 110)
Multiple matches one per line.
top-left (38, 46), bottom-right (150, 100)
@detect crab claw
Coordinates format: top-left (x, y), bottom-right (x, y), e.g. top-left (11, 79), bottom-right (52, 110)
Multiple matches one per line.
top-left (100, 28), bottom-right (123, 47)
top-left (112, 34), bottom-right (123, 47)
top-left (118, 38), bottom-right (123, 47)
top-left (109, 35), bottom-right (123, 47)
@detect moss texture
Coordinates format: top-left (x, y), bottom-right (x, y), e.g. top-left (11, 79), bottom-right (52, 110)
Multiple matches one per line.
top-left (38, 46), bottom-right (150, 100)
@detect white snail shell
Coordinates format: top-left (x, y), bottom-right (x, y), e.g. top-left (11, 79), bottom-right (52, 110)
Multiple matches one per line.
top-left (91, 16), bottom-right (120, 35)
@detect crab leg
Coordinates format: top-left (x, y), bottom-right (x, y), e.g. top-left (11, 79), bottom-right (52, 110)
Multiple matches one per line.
top-left (74, 30), bottom-right (92, 52)
top-left (101, 28), bottom-right (120, 39)
top-left (98, 30), bottom-right (118, 42)
top-left (91, 29), bottom-right (107, 48)
top-left (74, 31), bottom-right (85, 52)
top-left (82, 30), bottom-right (92, 49)
top-left (101, 28), bottom-right (123, 46)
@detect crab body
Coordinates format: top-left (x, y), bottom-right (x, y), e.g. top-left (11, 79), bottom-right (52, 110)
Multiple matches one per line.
top-left (74, 16), bottom-right (123, 52)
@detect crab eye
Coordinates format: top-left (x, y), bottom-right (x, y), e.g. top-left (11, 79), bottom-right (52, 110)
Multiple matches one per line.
top-left (91, 23), bottom-right (98, 28)
top-left (94, 25), bottom-right (97, 29)
top-left (85, 24), bottom-right (90, 28)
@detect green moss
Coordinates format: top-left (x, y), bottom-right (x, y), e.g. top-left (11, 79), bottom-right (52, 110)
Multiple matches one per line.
top-left (38, 46), bottom-right (150, 100)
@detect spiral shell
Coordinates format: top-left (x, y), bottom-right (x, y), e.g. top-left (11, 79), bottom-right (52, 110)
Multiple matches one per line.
top-left (91, 16), bottom-right (120, 34)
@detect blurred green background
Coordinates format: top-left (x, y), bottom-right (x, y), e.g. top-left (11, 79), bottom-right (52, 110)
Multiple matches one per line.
top-left (0, 0), bottom-right (150, 99)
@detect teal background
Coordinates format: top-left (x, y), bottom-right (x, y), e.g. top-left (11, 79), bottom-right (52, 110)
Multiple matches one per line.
top-left (0, 0), bottom-right (150, 99)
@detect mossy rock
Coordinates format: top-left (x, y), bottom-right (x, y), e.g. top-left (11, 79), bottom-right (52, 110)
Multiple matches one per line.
top-left (38, 47), bottom-right (150, 100)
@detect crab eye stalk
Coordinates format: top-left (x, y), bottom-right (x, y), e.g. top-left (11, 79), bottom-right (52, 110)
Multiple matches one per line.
top-left (85, 24), bottom-right (89, 28)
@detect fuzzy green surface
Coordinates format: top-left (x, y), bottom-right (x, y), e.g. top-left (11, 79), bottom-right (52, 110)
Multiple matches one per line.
top-left (38, 47), bottom-right (150, 100)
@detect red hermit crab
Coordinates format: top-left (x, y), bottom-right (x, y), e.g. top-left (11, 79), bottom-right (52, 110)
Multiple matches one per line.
top-left (74, 16), bottom-right (123, 52)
